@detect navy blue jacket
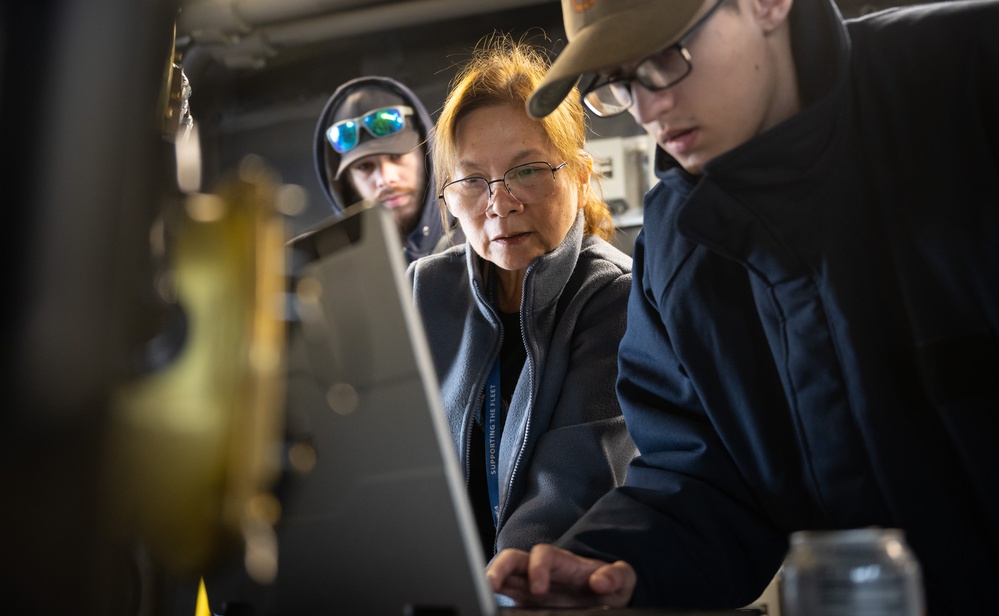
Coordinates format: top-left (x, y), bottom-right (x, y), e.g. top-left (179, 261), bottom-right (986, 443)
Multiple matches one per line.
top-left (556, 0), bottom-right (999, 613)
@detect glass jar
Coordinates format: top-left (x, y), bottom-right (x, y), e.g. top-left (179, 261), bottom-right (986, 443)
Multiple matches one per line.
top-left (780, 528), bottom-right (925, 616)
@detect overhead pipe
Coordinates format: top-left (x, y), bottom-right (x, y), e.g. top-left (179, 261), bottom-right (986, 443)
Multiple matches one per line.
top-left (180, 0), bottom-right (556, 69)
top-left (178, 0), bottom-right (376, 36)
top-left (262, 0), bottom-right (556, 46)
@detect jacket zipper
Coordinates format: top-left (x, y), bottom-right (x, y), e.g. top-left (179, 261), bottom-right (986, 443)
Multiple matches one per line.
top-left (493, 264), bottom-right (535, 549)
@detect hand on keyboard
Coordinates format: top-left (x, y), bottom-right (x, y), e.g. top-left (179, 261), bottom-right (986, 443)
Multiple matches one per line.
top-left (486, 544), bottom-right (637, 608)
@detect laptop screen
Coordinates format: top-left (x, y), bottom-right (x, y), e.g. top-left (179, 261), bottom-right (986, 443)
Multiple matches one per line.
top-left (204, 202), bottom-right (496, 615)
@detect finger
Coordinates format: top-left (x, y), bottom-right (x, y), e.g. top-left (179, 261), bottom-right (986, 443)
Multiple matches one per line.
top-left (485, 549), bottom-right (530, 592)
top-left (526, 544), bottom-right (561, 595)
top-left (588, 561), bottom-right (637, 607)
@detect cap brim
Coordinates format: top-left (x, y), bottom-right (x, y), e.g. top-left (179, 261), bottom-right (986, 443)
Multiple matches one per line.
top-left (334, 129), bottom-right (421, 179)
top-left (528, 0), bottom-right (704, 119)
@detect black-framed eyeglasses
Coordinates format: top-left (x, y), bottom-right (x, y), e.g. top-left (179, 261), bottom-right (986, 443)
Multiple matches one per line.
top-left (579, 0), bottom-right (727, 118)
top-left (439, 161), bottom-right (568, 217)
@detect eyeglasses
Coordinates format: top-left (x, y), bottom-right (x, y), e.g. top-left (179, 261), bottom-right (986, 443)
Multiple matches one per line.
top-left (579, 0), bottom-right (727, 117)
top-left (325, 105), bottom-right (414, 153)
top-left (439, 161), bottom-right (568, 217)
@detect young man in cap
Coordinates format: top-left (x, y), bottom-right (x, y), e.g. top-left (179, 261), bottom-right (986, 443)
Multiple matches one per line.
top-left (487, 0), bottom-right (999, 612)
top-left (314, 76), bottom-right (461, 263)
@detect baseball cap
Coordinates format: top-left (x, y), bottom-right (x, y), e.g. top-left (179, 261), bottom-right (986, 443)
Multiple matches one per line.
top-left (527, 0), bottom-right (706, 119)
top-left (329, 87), bottom-right (421, 179)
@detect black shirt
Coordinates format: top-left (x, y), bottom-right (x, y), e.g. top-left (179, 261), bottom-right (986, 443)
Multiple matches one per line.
top-left (468, 310), bottom-right (526, 560)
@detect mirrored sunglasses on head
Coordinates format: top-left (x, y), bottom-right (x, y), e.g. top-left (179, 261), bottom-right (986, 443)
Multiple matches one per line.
top-left (325, 105), bottom-right (414, 153)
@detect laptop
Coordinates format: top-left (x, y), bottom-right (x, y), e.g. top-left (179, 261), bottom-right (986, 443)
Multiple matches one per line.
top-left (203, 202), bottom-right (759, 616)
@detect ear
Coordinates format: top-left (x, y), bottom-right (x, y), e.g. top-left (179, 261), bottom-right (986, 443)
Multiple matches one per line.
top-left (754, 0), bottom-right (793, 32)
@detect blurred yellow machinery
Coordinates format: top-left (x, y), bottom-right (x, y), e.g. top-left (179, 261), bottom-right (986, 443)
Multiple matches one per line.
top-left (102, 156), bottom-right (288, 583)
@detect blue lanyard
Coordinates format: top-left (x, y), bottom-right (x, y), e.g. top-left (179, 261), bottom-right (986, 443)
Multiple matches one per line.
top-left (483, 358), bottom-right (501, 525)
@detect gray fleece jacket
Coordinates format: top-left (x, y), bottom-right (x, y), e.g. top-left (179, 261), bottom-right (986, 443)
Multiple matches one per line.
top-left (408, 211), bottom-right (637, 554)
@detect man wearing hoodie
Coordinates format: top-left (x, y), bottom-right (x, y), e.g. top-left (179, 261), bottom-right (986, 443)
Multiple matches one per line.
top-left (314, 76), bottom-right (462, 263)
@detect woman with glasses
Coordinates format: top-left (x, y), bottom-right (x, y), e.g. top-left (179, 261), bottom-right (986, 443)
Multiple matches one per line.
top-left (407, 34), bottom-right (636, 562)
